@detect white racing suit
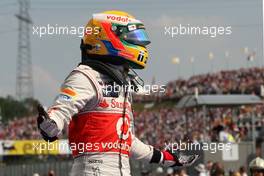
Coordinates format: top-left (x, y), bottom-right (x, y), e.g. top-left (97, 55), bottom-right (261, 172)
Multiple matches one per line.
top-left (47, 64), bottom-right (154, 176)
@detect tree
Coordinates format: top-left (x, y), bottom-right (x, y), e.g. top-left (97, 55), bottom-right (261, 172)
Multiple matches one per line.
top-left (0, 96), bottom-right (40, 122)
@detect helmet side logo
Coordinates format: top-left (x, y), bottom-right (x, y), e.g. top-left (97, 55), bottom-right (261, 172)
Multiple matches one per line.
top-left (137, 50), bottom-right (145, 62)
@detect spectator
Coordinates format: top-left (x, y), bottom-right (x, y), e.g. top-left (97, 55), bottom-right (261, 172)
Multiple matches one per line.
top-left (179, 169), bottom-right (188, 176)
top-left (239, 166), bottom-right (248, 176)
top-left (167, 167), bottom-right (174, 176)
top-left (211, 162), bottom-right (225, 176)
top-left (48, 170), bottom-right (55, 176)
top-left (232, 172), bottom-right (241, 176)
top-left (195, 163), bottom-right (208, 176)
top-left (156, 166), bottom-right (164, 176)
top-left (206, 160), bottom-right (213, 176)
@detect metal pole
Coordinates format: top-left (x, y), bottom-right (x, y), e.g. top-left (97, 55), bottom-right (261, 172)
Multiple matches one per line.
top-left (16, 0), bottom-right (33, 100)
top-left (0, 106), bottom-right (2, 122)
top-left (177, 64), bottom-right (181, 79)
top-left (203, 105), bottom-right (207, 139)
top-left (252, 112), bottom-right (256, 154)
top-left (192, 62), bottom-right (195, 76)
top-left (185, 109), bottom-right (188, 134)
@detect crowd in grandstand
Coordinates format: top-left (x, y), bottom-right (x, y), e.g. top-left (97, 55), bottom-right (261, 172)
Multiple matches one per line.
top-left (0, 116), bottom-right (39, 140)
top-left (135, 105), bottom-right (264, 149)
top-left (134, 67), bottom-right (264, 102)
top-left (29, 163), bottom-right (249, 176)
top-left (147, 161), bottom-right (248, 176)
top-left (1, 105), bottom-right (263, 145)
top-left (167, 67), bottom-right (264, 97)
top-left (0, 67), bottom-right (263, 144)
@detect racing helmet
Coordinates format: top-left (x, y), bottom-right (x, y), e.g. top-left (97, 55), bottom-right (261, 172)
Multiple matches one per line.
top-left (249, 157), bottom-right (264, 174)
top-left (81, 10), bottom-right (151, 69)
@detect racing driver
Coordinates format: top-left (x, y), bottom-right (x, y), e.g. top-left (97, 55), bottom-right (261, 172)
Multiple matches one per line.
top-left (37, 11), bottom-right (199, 176)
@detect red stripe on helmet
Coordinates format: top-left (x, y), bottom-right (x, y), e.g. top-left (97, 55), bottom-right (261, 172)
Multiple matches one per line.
top-left (118, 51), bottom-right (134, 59)
top-left (101, 22), bottom-right (125, 50)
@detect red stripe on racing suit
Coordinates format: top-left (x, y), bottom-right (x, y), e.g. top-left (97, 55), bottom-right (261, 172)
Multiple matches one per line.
top-left (69, 111), bottom-right (132, 156)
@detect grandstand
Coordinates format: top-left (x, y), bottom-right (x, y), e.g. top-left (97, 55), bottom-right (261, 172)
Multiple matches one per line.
top-left (0, 67), bottom-right (263, 175)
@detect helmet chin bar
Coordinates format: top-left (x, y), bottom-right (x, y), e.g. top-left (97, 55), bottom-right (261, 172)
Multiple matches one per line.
top-left (80, 39), bottom-right (93, 50)
top-left (80, 39), bottom-right (133, 67)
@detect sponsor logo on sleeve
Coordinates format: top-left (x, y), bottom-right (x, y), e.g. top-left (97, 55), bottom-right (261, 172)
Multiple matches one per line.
top-left (58, 87), bottom-right (77, 101)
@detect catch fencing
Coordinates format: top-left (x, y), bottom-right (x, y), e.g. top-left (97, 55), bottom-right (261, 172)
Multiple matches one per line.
top-left (0, 142), bottom-right (261, 176)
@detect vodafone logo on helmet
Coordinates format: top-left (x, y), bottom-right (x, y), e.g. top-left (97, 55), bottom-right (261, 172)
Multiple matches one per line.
top-left (106, 15), bottom-right (131, 23)
top-left (93, 13), bottom-right (141, 25)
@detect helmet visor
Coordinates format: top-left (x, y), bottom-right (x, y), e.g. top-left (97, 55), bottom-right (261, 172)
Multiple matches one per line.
top-left (122, 29), bottom-right (151, 46)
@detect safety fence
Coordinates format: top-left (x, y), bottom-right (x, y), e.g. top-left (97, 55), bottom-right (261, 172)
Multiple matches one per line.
top-left (0, 161), bottom-right (72, 176)
top-left (0, 142), bottom-right (261, 176)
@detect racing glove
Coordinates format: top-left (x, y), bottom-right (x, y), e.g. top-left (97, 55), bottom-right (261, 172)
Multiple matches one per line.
top-left (150, 148), bottom-right (199, 167)
top-left (37, 104), bottom-right (59, 142)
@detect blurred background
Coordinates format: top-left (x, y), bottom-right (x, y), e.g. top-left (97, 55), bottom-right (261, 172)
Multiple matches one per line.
top-left (0, 0), bottom-right (263, 175)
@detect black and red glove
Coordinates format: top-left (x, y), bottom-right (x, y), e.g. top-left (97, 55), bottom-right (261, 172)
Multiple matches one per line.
top-left (161, 150), bottom-right (199, 167)
top-left (150, 148), bottom-right (199, 167)
top-left (37, 104), bottom-right (59, 142)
